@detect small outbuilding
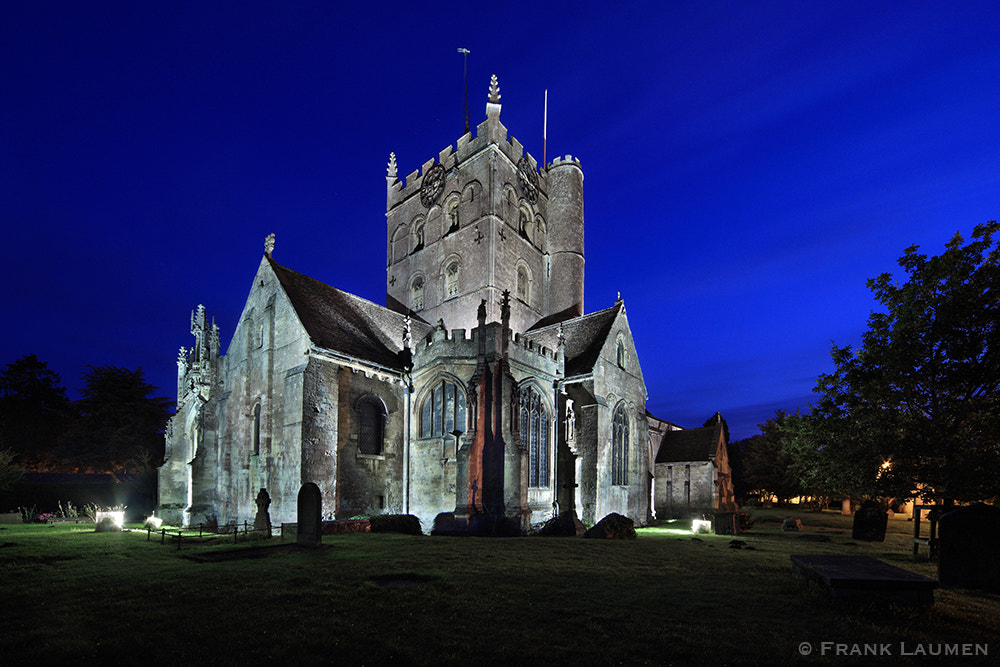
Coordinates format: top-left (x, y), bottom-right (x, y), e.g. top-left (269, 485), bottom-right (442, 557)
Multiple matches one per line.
top-left (654, 412), bottom-right (735, 519)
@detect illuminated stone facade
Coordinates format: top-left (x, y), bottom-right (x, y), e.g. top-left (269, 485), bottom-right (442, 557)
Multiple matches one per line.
top-left (159, 77), bottom-right (686, 532)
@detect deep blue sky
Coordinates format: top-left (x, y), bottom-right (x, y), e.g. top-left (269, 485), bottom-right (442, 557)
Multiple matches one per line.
top-left (3, 2), bottom-right (998, 441)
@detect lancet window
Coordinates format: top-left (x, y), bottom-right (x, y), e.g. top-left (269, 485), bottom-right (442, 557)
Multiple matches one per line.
top-left (612, 404), bottom-right (629, 486)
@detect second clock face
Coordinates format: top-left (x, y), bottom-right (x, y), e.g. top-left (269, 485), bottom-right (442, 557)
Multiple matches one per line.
top-left (517, 157), bottom-right (538, 204)
top-left (420, 164), bottom-right (446, 208)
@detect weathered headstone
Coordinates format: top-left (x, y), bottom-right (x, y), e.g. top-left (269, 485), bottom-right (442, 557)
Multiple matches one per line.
top-left (781, 517), bottom-right (802, 532)
top-left (297, 482), bottom-right (322, 548)
top-left (253, 488), bottom-right (272, 537)
top-left (852, 506), bottom-right (888, 542)
top-left (536, 510), bottom-right (586, 537)
top-left (938, 504), bottom-right (1000, 591)
top-left (584, 512), bottom-right (636, 539)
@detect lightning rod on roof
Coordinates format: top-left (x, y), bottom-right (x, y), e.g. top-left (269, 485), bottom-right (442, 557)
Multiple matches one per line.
top-left (543, 88), bottom-right (548, 168)
top-left (458, 48), bottom-right (470, 134)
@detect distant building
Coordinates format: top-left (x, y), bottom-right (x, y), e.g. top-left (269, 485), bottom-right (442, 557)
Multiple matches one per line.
top-left (158, 76), bottom-right (727, 532)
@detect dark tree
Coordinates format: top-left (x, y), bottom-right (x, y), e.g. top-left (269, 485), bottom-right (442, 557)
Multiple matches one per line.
top-left (739, 410), bottom-right (803, 503)
top-left (0, 448), bottom-right (23, 491)
top-left (0, 354), bottom-right (74, 467)
top-left (62, 366), bottom-right (173, 473)
top-left (809, 221), bottom-right (1000, 504)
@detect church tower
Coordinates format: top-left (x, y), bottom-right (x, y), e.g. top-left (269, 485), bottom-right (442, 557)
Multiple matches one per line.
top-left (385, 75), bottom-right (584, 335)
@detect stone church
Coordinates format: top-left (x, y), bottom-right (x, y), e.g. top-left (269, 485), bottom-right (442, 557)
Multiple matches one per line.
top-left (158, 76), bottom-right (729, 533)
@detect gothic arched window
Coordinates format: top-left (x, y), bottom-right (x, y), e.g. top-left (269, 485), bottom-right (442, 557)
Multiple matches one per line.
top-left (446, 262), bottom-right (460, 298)
top-left (357, 396), bottom-right (385, 455)
top-left (520, 385), bottom-right (549, 487)
top-left (516, 266), bottom-right (529, 304)
top-left (446, 197), bottom-right (460, 234)
top-left (612, 404), bottom-right (629, 486)
top-left (411, 276), bottom-right (424, 311)
top-left (420, 380), bottom-right (467, 439)
top-left (617, 338), bottom-right (627, 369)
top-left (412, 222), bottom-right (425, 253)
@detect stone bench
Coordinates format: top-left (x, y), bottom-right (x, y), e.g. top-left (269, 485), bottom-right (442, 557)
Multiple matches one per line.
top-left (791, 555), bottom-right (937, 606)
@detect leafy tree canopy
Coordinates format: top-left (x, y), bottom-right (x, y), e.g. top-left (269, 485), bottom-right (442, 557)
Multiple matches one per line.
top-left (809, 221), bottom-right (1000, 503)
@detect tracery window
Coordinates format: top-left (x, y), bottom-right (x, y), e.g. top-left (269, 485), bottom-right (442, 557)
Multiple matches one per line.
top-left (446, 262), bottom-right (460, 298)
top-left (357, 396), bottom-right (385, 455)
top-left (420, 380), bottom-right (467, 439)
top-left (411, 277), bottom-right (424, 311)
top-left (520, 385), bottom-right (549, 487)
top-left (612, 404), bottom-right (629, 486)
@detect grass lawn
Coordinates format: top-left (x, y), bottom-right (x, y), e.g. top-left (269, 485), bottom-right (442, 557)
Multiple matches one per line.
top-left (1, 507), bottom-right (998, 666)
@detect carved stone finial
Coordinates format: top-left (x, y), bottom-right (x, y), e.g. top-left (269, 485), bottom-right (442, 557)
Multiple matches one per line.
top-left (387, 152), bottom-right (397, 180)
top-left (500, 289), bottom-right (511, 322)
top-left (488, 74), bottom-right (501, 104)
top-left (265, 233), bottom-right (276, 257)
top-left (402, 315), bottom-right (412, 350)
top-left (478, 298), bottom-right (487, 323)
top-left (557, 322), bottom-right (565, 347)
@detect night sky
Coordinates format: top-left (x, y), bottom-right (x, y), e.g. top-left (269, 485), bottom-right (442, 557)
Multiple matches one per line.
top-left (3, 2), bottom-right (999, 441)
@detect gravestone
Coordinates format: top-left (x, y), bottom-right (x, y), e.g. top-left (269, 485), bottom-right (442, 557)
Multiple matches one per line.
top-left (253, 488), bottom-right (272, 537)
top-left (713, 512), bottom-right (740, 536)
top-left (781, 517), bottom-right (802, 532)
top-left (297, 482), bottom-right (322, 548)
top-left (938, 504), bottom-right (1000, 591)
top-left (852, 506), bottom-right (888, 542)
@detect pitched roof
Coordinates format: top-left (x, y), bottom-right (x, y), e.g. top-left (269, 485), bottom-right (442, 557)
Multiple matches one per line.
top-left (525, 302), bottom-right (623, 377)
top-left (656, 419), bottom-right (724, 464)
top-left (267, 257), bottom-right (432, 370)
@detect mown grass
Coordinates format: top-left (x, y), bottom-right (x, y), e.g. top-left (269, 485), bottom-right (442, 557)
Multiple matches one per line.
top-left (1, 508), bottom-right (998, 666)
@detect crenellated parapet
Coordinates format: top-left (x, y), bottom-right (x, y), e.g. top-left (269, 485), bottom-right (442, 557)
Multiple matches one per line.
top-left (412, 321), bottom-right (562, 380)
top-left (386, 74), bottom-right (547, 213)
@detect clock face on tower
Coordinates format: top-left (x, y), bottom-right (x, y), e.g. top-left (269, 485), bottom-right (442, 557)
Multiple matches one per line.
top-left (517, 157), bottom-right (538, 204)
top-left (420, 164), bottom-right (446, 208)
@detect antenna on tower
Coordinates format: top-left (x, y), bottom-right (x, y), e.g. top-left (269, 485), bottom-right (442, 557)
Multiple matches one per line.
top-left (458, 48), bottom-right (471, 134)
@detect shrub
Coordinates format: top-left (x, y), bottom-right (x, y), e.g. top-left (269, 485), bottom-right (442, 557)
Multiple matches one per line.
top-left (369, 514), bottom-right (423, 535)
top-left (736, 508), bottom-right (756, 531)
